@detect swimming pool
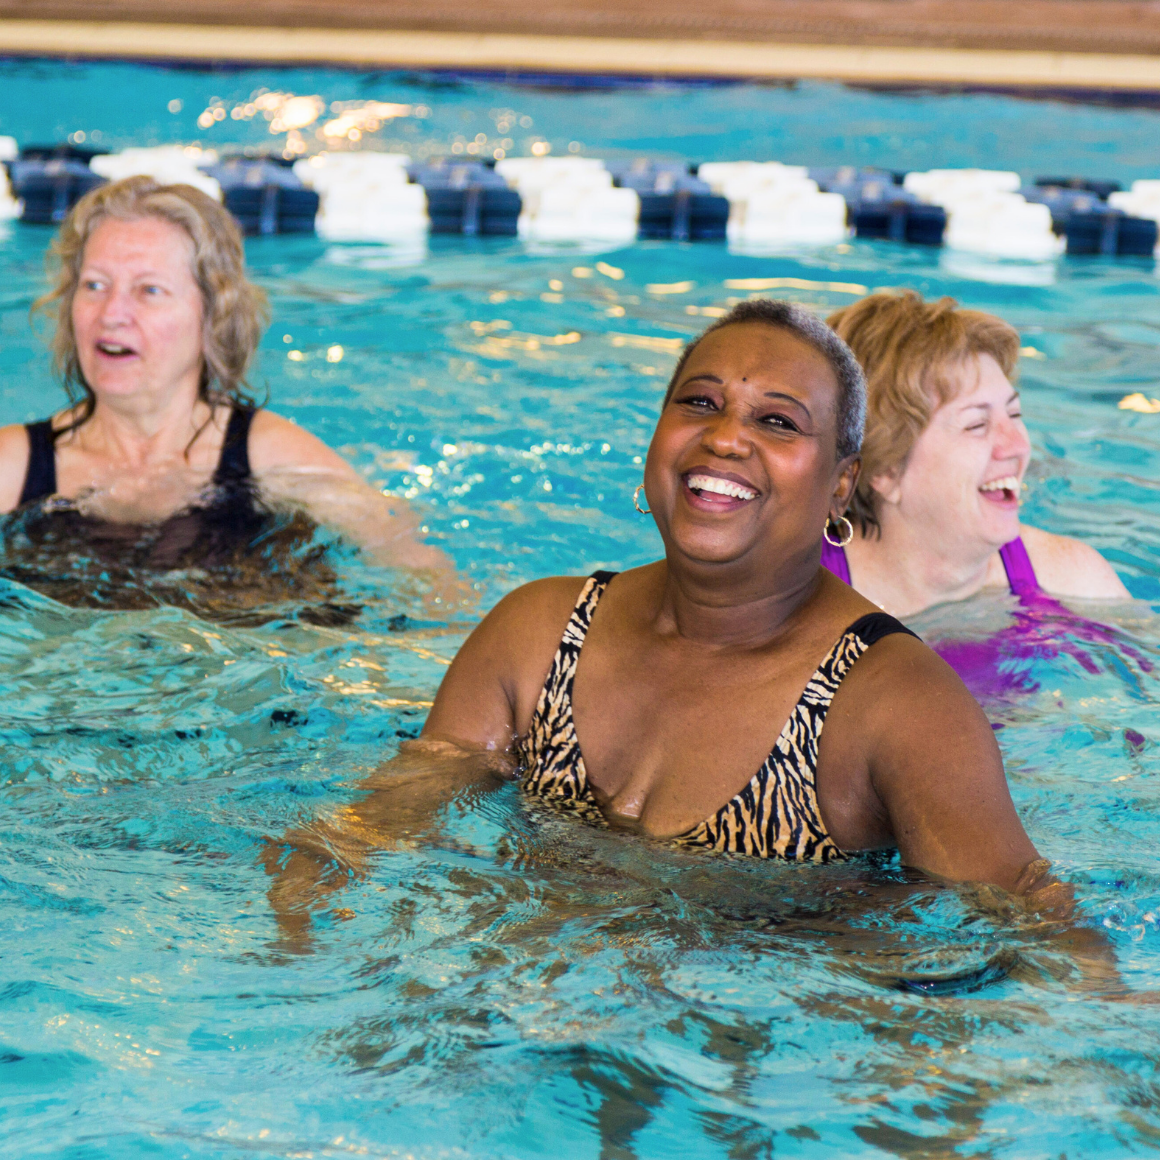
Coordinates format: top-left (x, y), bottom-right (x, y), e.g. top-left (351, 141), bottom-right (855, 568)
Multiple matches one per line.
top-left (5, 58), bottom-right (1160, 1158)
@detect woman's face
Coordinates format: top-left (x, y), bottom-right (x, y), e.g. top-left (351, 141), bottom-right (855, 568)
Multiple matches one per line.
top-left (645, 322), bottom-right (856, 571)
top-left (885, 353), bottom-right (1031, 551)
top-left (71, 216), bottom-right (205, 407)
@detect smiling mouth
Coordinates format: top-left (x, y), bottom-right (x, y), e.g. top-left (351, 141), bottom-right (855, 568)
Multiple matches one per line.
top-left (979, 475), bottom-right (1020, 502)
top-left (686, 473), bottom-right (758, 502)
top-left (95, 340), bottom-right (137, 358)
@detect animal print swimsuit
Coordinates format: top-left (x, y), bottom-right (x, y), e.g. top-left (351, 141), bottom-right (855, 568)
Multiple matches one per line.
top-left (515, 570), bottom-right (916, 861)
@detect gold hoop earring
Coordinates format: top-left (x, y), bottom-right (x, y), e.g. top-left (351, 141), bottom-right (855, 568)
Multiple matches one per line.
top-left (824, 514), bottom-right (854, 548)
top-left (632, 484), bottom-right (651, 515)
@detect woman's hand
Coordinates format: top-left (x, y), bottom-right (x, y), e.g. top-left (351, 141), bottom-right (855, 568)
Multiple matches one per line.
top-left (260, 738), bottom-right (515, 951)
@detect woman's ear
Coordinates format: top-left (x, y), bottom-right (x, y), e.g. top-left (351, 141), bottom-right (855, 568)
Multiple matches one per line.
top-left (869, 463), bottom-right (904, 507)
top-left (832, 455), bottom-right (860, 512)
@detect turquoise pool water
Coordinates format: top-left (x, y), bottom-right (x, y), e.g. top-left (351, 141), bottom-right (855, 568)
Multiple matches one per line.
top-left (5, 59), bottom-right (1160, 1158)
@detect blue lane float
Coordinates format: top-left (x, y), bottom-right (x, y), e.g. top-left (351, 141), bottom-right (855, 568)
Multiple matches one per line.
top-left (203, 156), bottom-right (320, 237)
top-left (407, 159), bottom-right (521, 237)
top-left (2, 140), bottom-right (1159, 261)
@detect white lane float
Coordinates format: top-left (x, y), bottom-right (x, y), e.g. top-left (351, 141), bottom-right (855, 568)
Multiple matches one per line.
top-left (89, 145), bottom-right (223, 200)
top-left (0, 138), bottom-right (19, 220)
top-left (495, 158), bottom-right (639, 243)
top-left (293, 152), bottom-right (428, 242)
top-left (698, 162), bottom-right (848, 247)
top-left (904, 169), bottom-right (1063, 259)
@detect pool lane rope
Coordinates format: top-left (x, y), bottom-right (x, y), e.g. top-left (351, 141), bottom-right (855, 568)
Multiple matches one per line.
top-left (2, 138), bottom-right (1158, 259)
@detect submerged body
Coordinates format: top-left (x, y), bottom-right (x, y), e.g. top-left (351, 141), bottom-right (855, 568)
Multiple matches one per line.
top-left (269, 304), bottom-right (1046, 908)
top-left (826, 292), bottom-right (1128, 619)
top-left (0, 177), bottom-right (454, 611)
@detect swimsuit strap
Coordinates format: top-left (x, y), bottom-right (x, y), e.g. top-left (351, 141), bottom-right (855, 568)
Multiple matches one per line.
top-left (213, 405), bottom-right (256, 489)
top-left (819, 540), bottom-right (851, 584)
top-left (676, 610), bottom-right (918, 860)
top-left (18, 420), bottom-right (58, 507)
top-left (516, 570), bottom-right (617, 821)
top-left (998, 536), bottom-right (1041, 596)
top-left (823, 535), bottom-right (1042, 599)
top-left (16, 406), bottom-right (256, 510)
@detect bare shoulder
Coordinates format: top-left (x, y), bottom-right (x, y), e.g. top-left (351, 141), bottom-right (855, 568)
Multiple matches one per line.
top-left (247, 408), bottom-right (360, 479)
top-left (422, 574), bottom-right (593, 747)
top-left (469, 575), bottom-right (591, 667)
top-left (832, 628), bottom-right (970, 719)
top-left (1019, 524), bottom-right (1130, 600)
top-left (0, 423), bottom-right (31, 514)
top-left (824, 628), bottom-right (993, 787)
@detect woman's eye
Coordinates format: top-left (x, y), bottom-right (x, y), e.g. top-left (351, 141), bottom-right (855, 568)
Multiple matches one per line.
top-left (965, 421), bottom-right (988, 432)
top-left (762, 414), bottom-right (798, 432)
top-left (677, 395), bottom-right (715, 410)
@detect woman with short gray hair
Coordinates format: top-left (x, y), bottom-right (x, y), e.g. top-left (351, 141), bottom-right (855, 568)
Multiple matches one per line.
top-left (313, 301), bottom-right (1048, 893)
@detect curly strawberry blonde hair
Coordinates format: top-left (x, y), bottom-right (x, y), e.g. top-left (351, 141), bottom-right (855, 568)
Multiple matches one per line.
top-left (35, 174), bottom-right (270, 437)
top-left (828, 290), bottom-right (1020, 535)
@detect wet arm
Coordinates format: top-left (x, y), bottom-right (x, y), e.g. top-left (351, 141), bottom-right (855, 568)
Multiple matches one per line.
top-left (247, 409), bottom-right (454, 573)
top-left (857, 637), bottom-right (1042, 891)
top-left (0, 424), bottom-right (31, 513)
top-left (859, 639), bottom-right (1136, 993)
top-left (261, 579), bottom-right (573, 947)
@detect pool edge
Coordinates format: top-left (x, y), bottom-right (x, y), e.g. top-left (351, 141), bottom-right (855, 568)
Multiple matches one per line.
top-left (3, 19), bottom-right (1160, 92)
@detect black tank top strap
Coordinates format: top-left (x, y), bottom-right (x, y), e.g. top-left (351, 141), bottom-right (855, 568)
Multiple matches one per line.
top-left (213, 406), bottom-right (256, 489)
top-left (843, 611), bottom-right (920, 647)
top-left (18, 419), bottom-right (58, 507)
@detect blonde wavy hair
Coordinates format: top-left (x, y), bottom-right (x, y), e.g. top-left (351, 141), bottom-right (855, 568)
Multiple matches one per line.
top-left (828, 290), bottom-right (1020, 535)
top-left (35, 174), bottom-right (270, 437)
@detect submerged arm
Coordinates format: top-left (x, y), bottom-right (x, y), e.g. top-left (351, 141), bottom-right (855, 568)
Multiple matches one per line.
top-left (261, 578), bottom-right (581, 948)
top-left (836, 635), bottom-right (1133, 993)
top-left (247, 409), bottom-right (455, 572)
top-left (261, 739), bottom-right (513, 949)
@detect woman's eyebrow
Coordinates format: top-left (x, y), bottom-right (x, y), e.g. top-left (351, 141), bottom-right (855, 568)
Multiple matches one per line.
top-left (762, 390), bottom-right (812, 419)
top-left (678, 373), bottom-right (723, 388)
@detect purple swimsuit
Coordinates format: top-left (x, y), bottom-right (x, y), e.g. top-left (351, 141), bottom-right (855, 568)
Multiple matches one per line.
top-left (821, 537), bottom-right (1147, 701)
top-left (820, 537), bottom-right (1040, 597)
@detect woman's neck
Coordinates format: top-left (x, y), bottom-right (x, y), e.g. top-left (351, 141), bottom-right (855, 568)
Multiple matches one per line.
top-left (68, 388), bottom-right (215, 470)
top-left (649, 552), bottom-right (822, 650)
top-left (844, 511), bottom-right (1005, 617)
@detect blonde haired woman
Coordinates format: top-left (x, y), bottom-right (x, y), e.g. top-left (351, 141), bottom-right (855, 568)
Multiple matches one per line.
top-left (822, 290), bottom-right (1128, 616)
top-left (0, 175), bottom-right (447, 583)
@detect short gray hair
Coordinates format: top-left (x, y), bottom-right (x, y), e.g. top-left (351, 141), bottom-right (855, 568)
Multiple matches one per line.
top-left (663, 299), bottom-right (867, 460)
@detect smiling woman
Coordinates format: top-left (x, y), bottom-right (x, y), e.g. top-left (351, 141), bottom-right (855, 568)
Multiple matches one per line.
top-left (0, 175), bottom-right (452, 606)
top-left (267, 300), bottom-right (1066, 940)
top-left (823, 290), bottom-right (1130, 616)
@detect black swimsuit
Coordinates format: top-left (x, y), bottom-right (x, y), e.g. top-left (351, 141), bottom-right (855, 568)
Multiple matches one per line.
top-left (516, 571), bottom-right (918, 861)
top-left (12, 406), bottom-right (270, 573)
top-left (19, 405), bottom-right (256, 509)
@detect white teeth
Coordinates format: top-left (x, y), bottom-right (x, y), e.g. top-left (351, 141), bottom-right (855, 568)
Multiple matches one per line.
top-left (687, 473), bottom-right (757, 501)
top-left (979, 475), bottom-right (1020, 493)
top-left (97, 342), bottom-right (132, 354)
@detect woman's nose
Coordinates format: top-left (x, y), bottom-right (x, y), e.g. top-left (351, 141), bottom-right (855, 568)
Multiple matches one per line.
top-left (97, 287), bottom-right (134, 327)
top-left (700, 409), bottom-right (751, 457)
top-left (994, 414), bottom-right (1031, 461)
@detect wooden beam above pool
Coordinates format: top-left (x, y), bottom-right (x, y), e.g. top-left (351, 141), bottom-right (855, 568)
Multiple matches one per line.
top-left (3, 17), bottom-right (1160, 91)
